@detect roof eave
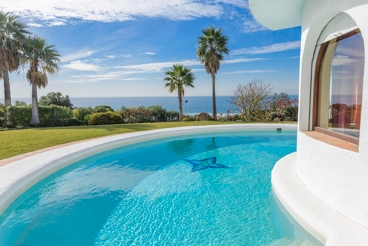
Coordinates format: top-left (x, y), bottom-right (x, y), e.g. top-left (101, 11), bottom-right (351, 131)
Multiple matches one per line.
top-left (249, 0), bottom-right (305, 30)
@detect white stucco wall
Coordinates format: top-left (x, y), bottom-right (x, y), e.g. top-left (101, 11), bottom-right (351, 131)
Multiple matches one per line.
top-left (297, 0), bottom-right (368, 228)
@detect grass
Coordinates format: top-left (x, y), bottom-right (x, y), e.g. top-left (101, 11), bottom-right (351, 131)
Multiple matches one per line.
top-left (0, 121), bottom-right (297, 161)
top-left (0, 121), bottom-right (240, 160)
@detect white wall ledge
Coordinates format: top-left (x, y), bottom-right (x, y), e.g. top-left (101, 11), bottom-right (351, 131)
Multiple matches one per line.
top-left (272, 153), bottom-right (368, 245)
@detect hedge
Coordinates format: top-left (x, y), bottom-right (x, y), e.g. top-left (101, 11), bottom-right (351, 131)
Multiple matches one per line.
top-left (7, 105), bottom-right (72, 127)
top-left (4, 104), bottom-right (180, 128)
top-left (7, 106), bottom-right (32, 127)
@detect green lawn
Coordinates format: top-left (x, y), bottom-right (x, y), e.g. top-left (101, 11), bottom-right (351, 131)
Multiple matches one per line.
top-left (0, 121), bottom-right (245, 160)
top-left (0, 121), bottom-right (297, 160)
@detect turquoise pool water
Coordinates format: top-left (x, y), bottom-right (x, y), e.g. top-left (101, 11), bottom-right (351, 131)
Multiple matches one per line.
top-left (0, 130), bottom-right (298, 245)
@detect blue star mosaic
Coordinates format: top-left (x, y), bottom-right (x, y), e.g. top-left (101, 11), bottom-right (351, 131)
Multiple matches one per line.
top-left (184, 157), bottom-right (229, 172)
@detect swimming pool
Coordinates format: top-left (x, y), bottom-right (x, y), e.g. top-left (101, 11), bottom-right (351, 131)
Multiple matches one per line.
top-left (0, 127), bottom-right (310, 245)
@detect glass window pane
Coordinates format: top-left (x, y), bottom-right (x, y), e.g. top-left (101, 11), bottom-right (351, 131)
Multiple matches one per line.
top-left (318, 31), bottom-right (365, 138)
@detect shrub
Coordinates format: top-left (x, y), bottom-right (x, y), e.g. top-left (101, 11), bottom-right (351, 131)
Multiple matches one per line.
top-left (84, 114), bottom-right (91, 124)
top-left (7, 106), bottom-right (32, 127)
top-left (285, 105), bottom-right (298, 121)
top-left (146, 105), bottom-right (168, 122)
top-left (218, 114), bottom-right (240, 122)
top-left (67, 118), bottom-right (83, 126)
top-left (44, 118), bottom-right (63, 127)
top-left (167, 110), bottom-right (179, 121)
top-left (182, 117), bottom-right (189, 121)
top-left (119, 107), bottom-right (153, 123)
top-left (183, 114), bottom-right (196, 121)
top-left (117, 106), bottom-right (179, 122)
top-left (88, 112), bottom-right (123, 125)
top-left (73, 107), bottom-right (93, 124)
top-left (39, 105), bottom-right (72, 126)
top-left (14, 101), bottom-right (28, 106)
top-left (93, 105), bottom-right (114, 113)
top-left (229, 79), bottom-right (273, 121)
top-left (197, 112), bottom-right (211, 121)
top-left (39, 92), bottom-right (74, 109)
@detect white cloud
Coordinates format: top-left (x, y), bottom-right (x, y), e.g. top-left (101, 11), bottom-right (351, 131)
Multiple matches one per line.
top-left (48, 20), bottom-right (66, 26)
top-left (242, 19), bottom-right (269, 33)
top-left (63, 60), bottom-right (100, 71)
top-left (121, 78), bottom-right (145, 81)
top-left (88, 58), bottom-right (108, 63)
top-left (61, 50), bottom-right (94, 63)
top-left (115, 58), bottom-right (264, 73)
top-left (223, 58), bottom-right (265, 64)
top-left (217, 0), bottom-right (248, 8)
top-left (56, 78), bottom-right (110, 84)
top-left (191, 68), bottom-right (206, 72)
top-left (145, 52), bottom-right (156, 56)
top-left (28, 22), bottom-right (43, 27)
top-left (3, 0), bottom-right (224, 26)
top-left (64, 57), bottom-right (264, 83)
top-left (104, 55), bottom-right (116, 59)
top-left (71, 73), bottom-right (120, 79)
top-left (116, 59), bottom-right (201, 72)
top-left (122, 54), bottom-right (132, 58)
top-left (223, 70), bottom-right (278, 75)
top-left (232, 41), bottom-right (301, 55)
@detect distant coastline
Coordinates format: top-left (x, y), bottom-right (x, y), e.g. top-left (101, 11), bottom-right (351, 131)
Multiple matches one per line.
top-left (6, 95), bottom-right (299, 115)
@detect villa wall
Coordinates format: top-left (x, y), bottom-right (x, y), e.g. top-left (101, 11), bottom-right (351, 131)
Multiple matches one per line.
top-left (297, 0), bottom-right (368, 228)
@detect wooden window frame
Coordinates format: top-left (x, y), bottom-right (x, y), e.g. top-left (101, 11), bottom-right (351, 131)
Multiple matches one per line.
top-left (312, 29), bottom-right (362, 146)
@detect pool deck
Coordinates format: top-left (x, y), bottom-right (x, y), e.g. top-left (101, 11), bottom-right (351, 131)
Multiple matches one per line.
top-left (0, 124), bottom-right (296, 215)
top-left (273, 153), bottom-right (368, 245)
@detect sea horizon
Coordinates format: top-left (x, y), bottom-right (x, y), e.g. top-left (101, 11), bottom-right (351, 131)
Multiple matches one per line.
top-left (4, 95), bottom-right (299, 115)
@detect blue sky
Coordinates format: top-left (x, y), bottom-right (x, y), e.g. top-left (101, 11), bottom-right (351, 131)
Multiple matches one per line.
top-left (1, 0), bottom-right (301, 98)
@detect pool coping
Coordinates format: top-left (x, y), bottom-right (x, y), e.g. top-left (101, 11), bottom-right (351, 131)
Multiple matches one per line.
top-left (272, 153), bottom-right (368, 246)
top-left (0, 124), bottom-right (296, 215)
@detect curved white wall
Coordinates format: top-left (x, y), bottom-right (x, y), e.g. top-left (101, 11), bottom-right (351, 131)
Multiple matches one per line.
top-left (297, 0), bottom-right (368, 228)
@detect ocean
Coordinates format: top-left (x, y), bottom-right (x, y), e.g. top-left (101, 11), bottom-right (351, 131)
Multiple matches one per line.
top-left (9, 95), bottom-right (298, 115)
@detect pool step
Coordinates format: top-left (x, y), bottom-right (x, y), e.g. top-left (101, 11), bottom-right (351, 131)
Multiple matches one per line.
top-left (268, 238), bottom-right (315, 246)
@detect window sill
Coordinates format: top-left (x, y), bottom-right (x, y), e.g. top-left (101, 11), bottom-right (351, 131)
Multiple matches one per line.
top-left (302, 129), bottom-right (358, 152)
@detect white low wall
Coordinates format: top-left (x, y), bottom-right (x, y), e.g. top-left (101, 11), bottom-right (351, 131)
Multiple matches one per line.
top-left (297, 132), bottom-right (368, 228)
top-left (272, 153), bottom-right (368, 245)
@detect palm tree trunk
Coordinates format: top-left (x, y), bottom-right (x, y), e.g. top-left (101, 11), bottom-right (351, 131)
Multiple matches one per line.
top-left (211, 72), bottom-right (217, 119)
top-left (178, 89), bottom-right (183, 120)
top-left (3, 71), bottom-right (11, 127)
top-left (30, 83), bottom-right (40, 126)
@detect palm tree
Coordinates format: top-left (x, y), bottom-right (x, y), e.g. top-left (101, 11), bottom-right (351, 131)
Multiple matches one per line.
top-left (164, 64), bottom-right (195, 120)
top-left (0, 11), bottom-right (29, 126)
top-left (22, 36), bottom-right (60, 126)
top-left (196, 26), bottom-right (229, 119)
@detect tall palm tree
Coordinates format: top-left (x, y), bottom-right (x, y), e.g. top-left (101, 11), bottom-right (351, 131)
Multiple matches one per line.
top-left (196, 26), bottom-right (229, 119)
top-left (22, 36), bottom-right (60, 126)
top-left (164, 64), bottom-right (195, 120)
top-left (0, 11), bottom-right (29, 126)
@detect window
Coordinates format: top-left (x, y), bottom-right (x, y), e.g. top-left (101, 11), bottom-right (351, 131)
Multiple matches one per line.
top-left (313, 13), bottom-right (364, 144)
